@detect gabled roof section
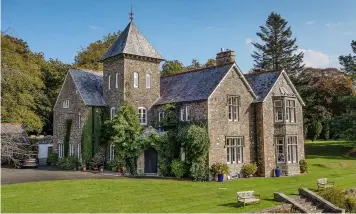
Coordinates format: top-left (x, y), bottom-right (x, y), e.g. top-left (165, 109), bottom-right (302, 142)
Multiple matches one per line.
top-left (69, 69), bottom-right (106, 106)
top-left (99, 22), bottom-right (163, 61)
top-left (155, 63), bottom-right (234, 105)
top-left (244, 70), bottom-right (282, 102)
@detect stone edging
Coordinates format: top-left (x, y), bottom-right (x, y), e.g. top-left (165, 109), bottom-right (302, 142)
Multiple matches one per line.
top-left (298, 188), bottom-right (345, 213)
top-left (273, 192), bottom-right (309, 213)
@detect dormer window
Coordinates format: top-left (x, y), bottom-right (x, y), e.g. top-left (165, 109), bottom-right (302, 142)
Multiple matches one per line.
top-left (134, 72), bottom-right (139, 88)
top-left (146, 73), bottom-right (151, 88)
top-left (63, 100), bottom-right (69, 108)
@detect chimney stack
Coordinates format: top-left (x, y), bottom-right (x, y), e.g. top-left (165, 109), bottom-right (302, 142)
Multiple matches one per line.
top-left (216, 48), bottom-right (235, 65)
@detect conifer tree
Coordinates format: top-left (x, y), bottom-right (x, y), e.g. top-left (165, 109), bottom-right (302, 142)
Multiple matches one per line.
top-left (252, 12), bottom-right (304, 79)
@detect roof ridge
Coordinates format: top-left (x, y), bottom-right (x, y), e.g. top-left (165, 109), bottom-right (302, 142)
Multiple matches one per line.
top-left (161, 62), bottom-right (234, 78)
top-left (71, 68), bottom-right (103, 76)
top-left (244, 69), bottom-right (282, 76)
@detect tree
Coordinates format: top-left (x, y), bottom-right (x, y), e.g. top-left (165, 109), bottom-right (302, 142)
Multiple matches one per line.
top-left (251, 12), bottom-right (304, 79)
top-left (161, 60), bottom-right (185, 75)
top-left (1, 34), bottom-right (45, 133)
top-left (104, 102), bottom-right (143, 174)
top-left (204, 58), bottom-right (216, 67)
top-left (339, 40), bottom-right (356, 82)
top-left (186, 58), bottom-right (201, 71)
top-left (74, 31), bottom-right (120, 71)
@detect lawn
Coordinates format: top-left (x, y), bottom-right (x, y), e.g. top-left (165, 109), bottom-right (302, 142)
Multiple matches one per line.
top-left (2, 140), bottom-right (356, 213)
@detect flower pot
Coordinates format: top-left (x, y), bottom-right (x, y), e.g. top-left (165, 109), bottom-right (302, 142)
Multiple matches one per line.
top-left (275, 169), bottom-right (281, 177)
top-left (218, 174), bottom-right (224, 182)
top-left (300, 170), bottom-right (307, 173)
top-left (82, 167), bottom-right (86, 172)
top-left (116, 168), bottom-right (121, 173)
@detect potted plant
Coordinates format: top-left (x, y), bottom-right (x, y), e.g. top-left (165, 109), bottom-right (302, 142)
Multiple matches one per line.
top-left (275, 166), bottom-right (281, 177)
top-left (242, 163), bottom-right (257, 178)
top-left (82, 164), bottom-right (87, 172)
top-left (299, 160), bottom-right (308, 173)
top-left (99, 165), bottom-right (104, 173)
top-left (211, 163), bottom-right (229, 182)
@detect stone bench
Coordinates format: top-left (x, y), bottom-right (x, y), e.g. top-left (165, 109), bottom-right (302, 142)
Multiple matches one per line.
top-left (317, 178), bottom-right (334, 189)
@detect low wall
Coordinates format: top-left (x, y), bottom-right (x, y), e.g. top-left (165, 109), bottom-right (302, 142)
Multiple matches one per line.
top-left (273, 192), bottom-right (309, 213)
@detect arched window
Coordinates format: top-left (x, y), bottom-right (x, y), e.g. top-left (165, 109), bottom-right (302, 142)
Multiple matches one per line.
top-left (138, 107), bottom-right (147, 125)
top-left (134, 72), bottom-right (139, 88)
top-left (108, 75), bottom-right (111, 90)
top-left (115, 72), bottom-right (118, 88)
top-left (146, 73), bottom-right (151, 88)
top-left (110, 107), bottom-right (116, 120)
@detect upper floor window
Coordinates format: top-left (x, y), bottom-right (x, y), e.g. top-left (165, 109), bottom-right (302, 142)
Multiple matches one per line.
top-left (274, 100), bottom-right (283, 122)
top-left (287, 136), bottom-right (298, 163)
top-left (134, 72), bottom-right (139, 88)
top-left (78, 113), bottom-right (81, 128)
top-left (180, 106), bottom-right (191, 121)
top-left (77, 144), bottom-right (81, 158)
top-left (138, 107), bottom-right (147, 125)
top-left (109, 143), bottom-right (115, 161)
top-left (115, 73), bottom-right (119, 89)
top-left (275, 137), bottom-right (285, 163)
top-left (285, 100), bottom-right (296, 123)
top-left (63, 100), bottom-right (69, 109)
top-left (228, 96), bottom-right (240, 121)
top-left (108, 75), bottom-right (111, 90)
top-left (110, 107), bottom-right (116, 120)
top-left (146, 73), bottom-right (151, 88)
top-left (226, 137), bottom-right (244, 164)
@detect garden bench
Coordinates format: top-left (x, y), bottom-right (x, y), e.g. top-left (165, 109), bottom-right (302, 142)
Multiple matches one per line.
top-left (317, 178), bottom-right (334, 189)
top-left (236, 191), bottom-right (260, 207)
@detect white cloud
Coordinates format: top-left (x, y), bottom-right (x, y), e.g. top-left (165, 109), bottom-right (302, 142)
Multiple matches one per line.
top-left (325, 22), bottom-right (344, 28)
top-left (88, 25), bottom-right (103, 30)
top-left (343, 32), bottom-right (353, 35)
top-left (245, 38), bottom-right (253, 45)
top-left (305, 20), bottom-right (316, 25)
top-left (298, 49), bottom-right (332, 68)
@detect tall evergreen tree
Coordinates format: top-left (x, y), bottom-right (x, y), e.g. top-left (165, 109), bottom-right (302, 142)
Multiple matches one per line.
top-left (252, 12), bottom-right (304, 78)
top-left (339, 40), bottom-right (356, 82)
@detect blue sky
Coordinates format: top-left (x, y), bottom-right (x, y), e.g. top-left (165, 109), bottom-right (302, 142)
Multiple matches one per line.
top-left (2, 0), bottom-right (356, 72)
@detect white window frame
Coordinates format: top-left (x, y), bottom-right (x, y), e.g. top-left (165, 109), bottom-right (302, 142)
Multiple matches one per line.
top-left (228, 96), bottom-right (240, 121)
top-left (58, 143), bottom-right (64, 158)
top-left (226, 137), bottom-right (244, 164)
top-left (185, 106), bottom-right (190, 121)
top-left (285, 99), bottom-right (296, 123)
top-left (77, 144), bottom-right (81, 158)
top-left (274, 100), bottom-right (283, 122)
top-left (109, 143), bottom-right (115, 161)
top-left (115, 73), bottom-right (118, 89)
top-left (146, 73), bottom-right (151, 88)
top-left (180, 107), bottom-right (185, 121)
top-left (287, 136), bottom-right (298, 163)
top-left (134, 72), bottom-right (139, 88)
top-left (275, 137), bottom-right (285, 163)
top-left (110, 107), bottom-right (116, 120)
top-left (180, 106), bottom-right (191, 121)
top-left (138, 107), bottom-right (147, 125)
top-left (69, 144), bottom-right (74, 156)
top-left (78, 113), bottom-right (81, 128)
top-left (63, 100), bottom-right (69, 109)
top-left (158, 111), bottom-right (165, 132)
top-left (108, 75), bottom-right (111, 90)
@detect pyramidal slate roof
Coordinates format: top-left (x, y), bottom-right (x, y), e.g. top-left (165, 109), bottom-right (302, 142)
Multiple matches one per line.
top-left (244, 70), bottom-right (282, 102)
top-left (69, 69), bottom-right (106, 106)
top-left (155, 63), bottom-right (234, 105)
top-left (99, 22), bottom-right (163, 61)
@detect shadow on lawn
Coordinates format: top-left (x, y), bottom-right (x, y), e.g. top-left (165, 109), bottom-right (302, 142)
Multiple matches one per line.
top-left (305, 141), bottom-right (356, 160)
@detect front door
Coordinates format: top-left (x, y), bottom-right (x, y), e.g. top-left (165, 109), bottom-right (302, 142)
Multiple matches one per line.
top-left (144, 147), bottom-right (157, 173)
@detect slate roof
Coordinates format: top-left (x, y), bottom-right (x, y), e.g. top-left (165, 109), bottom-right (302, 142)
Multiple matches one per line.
top-left (155, 63), bottom-right (234, 105)
top-left (244, 70), bottom-right (282, 102)
top-left (99, 22), bottom-right (163, 61)
top-left (69, 69), bottom-right (106, 106)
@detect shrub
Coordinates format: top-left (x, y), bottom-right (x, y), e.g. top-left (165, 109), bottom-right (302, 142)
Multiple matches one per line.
top-left (46, 153), bottom-right (58, 166)
top-left (345, 197), bottom-right (356, 213)
top-left (299, 159), bottom-right (308, 171)
top-left (190, 159), bottom-right (208, 181)
top-left (242, 163), bottom-right (257, 177)
top-left (210, 163), bottom-right (229, 175)
top-left (158, 160), bottom-right (171, 176)
top-left (170, 159), bottom-right (186, 178)
top-left (57, 156), bottom-right (80, 170)
top-left (108, 158), bottom-right (124, 171)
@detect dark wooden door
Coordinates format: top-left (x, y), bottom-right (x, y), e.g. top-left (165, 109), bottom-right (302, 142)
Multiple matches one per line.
top-left (144, 147), bottom-right (157, 173)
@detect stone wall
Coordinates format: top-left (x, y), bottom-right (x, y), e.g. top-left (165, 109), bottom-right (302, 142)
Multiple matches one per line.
top-left (208, 67), bottom-right (255, 177)
top-left (258, 73), bottom-right (305, 177)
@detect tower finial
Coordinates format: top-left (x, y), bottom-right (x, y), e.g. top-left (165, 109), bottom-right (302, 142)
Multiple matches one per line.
top-left (129, 5), bottom-right (134, 22)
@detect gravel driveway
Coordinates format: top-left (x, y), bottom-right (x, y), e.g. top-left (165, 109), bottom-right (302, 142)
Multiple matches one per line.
top-left (1, 167), bottom-right (122, 185)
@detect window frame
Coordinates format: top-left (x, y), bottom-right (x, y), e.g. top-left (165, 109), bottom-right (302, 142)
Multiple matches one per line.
top-left (287, 136), bottom-right (298, 163)
top-left (78, 113), bottom-right (81, 128)
top-left (115, 72), bottom-right (119, 89)
top-left (158, 111), bottom-right (165, 132)
top-left (225, 137), bottom-right (244, 164)
top-left (274, 100), bottom-right (283, 122)
top-left (275, 137), bottom-right (285, 163)
top-left (109, 143), bottom-right (115, 161)
top-left (108, 75), bottom-right (111, 90)
top-left (69, 144), bottom-right (74, 156)
top-left (228, 95), bottom-right (240, 121)
top-left (138, 107), bottom-right (147, 125)
top-left (185, 106), bottom-right (191, 121)
top-left (110, 107), bottom-right (116, 120)
top-left (58, 143), bottom-right (64, 158)
top-left (63, 100), bottom-right (69, 109)
top-left (285, 99), bottom-right (296, 123)
top-left (134, 72), bottom-right (139, 88)
top-left (77, 144), bottom-right (81, 158)
top-left (146, 73), bottom-right (151, 88)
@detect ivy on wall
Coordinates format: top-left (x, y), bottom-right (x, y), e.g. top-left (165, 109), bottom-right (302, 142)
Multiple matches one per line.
top-left (81, 110), bottom-right (93, 164)
top-left (63, 119), bottom-right (72, 157)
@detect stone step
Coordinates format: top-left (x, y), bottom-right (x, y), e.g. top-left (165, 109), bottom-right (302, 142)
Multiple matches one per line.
top-left (292, 195), bottom-right (324, 213)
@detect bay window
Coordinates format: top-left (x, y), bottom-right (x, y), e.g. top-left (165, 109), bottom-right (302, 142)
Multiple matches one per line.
top-left (274, 100), bottom-right (283, 122)
top-left (226, 137), bottom-right (244, 164)
top-left (275, 137), bottom-right (285, 163)
top-left (287, 136), bottom-right (298, 163)
top-left (285, 100), bottom-right (296, 123)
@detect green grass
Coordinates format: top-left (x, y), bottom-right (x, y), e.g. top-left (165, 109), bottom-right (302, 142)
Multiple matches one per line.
top-left (2, 140), bottom-right (356, 213)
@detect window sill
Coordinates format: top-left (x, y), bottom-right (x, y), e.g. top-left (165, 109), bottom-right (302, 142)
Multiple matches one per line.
top-left (227, 162), bottom-right (243, 165)
top-left (274, 122), bottom-right (298, 125)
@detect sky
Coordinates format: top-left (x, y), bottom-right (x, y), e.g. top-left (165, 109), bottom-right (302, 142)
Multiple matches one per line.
top-left (2, 0), bottom-right (356, 72)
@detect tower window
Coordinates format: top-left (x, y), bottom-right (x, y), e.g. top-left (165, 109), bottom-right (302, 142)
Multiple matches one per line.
top-left (108, 75), bottom-right (111, 90)
top-left (138, 107), bottom-right (147, 125)
top-left (63, 100), bottom-right (69, 108)
top-left (134, 72), bottom-right (139, 88)
top-left (110, 107), bottom-right (116, 120)
top-left (115, 73), bottom-right (119, 88)
top-left (146, 73), bottom-right (151, 88)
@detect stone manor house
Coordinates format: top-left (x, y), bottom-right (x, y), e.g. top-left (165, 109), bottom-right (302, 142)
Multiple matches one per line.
top-left (53, 19), bottom-right (305, 178)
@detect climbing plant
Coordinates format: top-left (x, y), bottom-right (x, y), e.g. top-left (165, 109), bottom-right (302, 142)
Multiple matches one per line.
top-left (63, 119), bottom-right (72, 157)
top-left (81, 111), bottom-right (93, 165)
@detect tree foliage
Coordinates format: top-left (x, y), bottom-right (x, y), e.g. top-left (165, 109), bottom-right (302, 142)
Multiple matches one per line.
top-left (204, 58), bottom-right (217, 67)
top-left (161, 60), bottom-right (185, 75)
top-left (74, 31), bottom-right (120, 71)
top-left (251, 12), bottom-right (304, 79)
top-left (339, 40), bottom-right (356, 81)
